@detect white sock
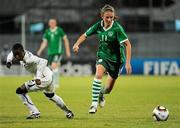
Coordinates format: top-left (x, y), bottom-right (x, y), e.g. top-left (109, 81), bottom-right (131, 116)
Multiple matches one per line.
top-left (91, 78), bottom-right (101, 108)
top-left (17, 94), bottom-right (40, 114)
top-left (52, 68), bottom-right (59, 88)
top-left (91, 102), bottom-right (98, 108)
top-left (50, 94), bottom-right (69, 113)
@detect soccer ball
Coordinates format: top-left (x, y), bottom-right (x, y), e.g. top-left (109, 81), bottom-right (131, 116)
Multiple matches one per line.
top-left (152, 105), bottom-right (169, 121)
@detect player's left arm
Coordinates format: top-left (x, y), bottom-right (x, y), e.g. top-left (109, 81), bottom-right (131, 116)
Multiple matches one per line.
top-left (124, 40), bottom-right (132, 75)
top-left (6, 51), bottom-right (14, 68)
top-left (116, 22), bottom-right (132, 75)
top-left (63, 35), bottom-right (71, 59)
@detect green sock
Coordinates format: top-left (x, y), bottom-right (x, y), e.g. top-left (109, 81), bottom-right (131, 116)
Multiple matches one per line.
top-left (92, 78), bottom-right (101, 104)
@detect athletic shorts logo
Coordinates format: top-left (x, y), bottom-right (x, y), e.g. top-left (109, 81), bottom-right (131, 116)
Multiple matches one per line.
top-left (108, 31), bottom-right (113, 37)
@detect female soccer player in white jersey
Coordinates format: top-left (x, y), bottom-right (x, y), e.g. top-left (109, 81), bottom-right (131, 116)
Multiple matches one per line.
top-left (73, 5), bottom-right (132, 114)
top-left (6, 43), bottom-right (74, 119)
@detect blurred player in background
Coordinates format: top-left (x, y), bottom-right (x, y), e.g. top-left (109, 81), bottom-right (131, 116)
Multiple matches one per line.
top-left (6, 43), bottom-right (74, 119)
top-left (37, 19), bottom-right (71, 88)
top-left (73, 4), bottom-right (132, 114)
top-left (1, 44), bottom-right (10, 64)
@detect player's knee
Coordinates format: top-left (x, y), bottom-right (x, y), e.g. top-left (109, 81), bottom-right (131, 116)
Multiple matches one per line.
top-left (16, 87), bottom-right (27, 94)
top-left (95, 74), bottom-right (103, 80)
top-left (44, 92), bottom-right (54, 98)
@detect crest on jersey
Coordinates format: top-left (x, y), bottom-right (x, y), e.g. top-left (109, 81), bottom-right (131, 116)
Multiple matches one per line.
top-left (108, 31), bottom-right (113, 36)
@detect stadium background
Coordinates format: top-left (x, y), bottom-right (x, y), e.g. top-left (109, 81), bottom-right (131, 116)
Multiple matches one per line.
top-left (0, 0), bottom-right (180, 75)
top-left (0, 1), bottom-right (180, 128)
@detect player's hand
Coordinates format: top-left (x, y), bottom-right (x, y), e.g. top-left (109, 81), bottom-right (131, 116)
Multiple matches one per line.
top-left (6, 62), bottom-right (12, 69)
top-left (35, 79), bottom-right (41, 85)
top-left (73, 45), bottom-right (79, 54)
top-left (37, 50), bottom-right (41, 56)
top-left (125, 62), bottom-right (132, 75)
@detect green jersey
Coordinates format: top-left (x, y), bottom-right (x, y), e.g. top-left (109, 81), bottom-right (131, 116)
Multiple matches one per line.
top-left (85, 20), bottom-right (128, 63)
top-left (43, 27), bottom-right (66, 55)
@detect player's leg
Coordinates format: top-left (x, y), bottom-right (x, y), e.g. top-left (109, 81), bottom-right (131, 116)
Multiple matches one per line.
top-left (100, 75), bottom-right (116, 95)
top-left (43, 92), bottom-right (74, 119)
top-left (42, 68), bottom-right (74, 119)
top-left (16, 80), bottom-right (41, 119)
top-left (89, 64), bottom-right (105, 114)
top-left (99, 75), bottom-right (116, 107)
top-left (49, 55), bottom-right (61, 88)
top-left (51, 62), bottom-right (59, 87)
top-left (99, 62), bottom-right (120, 108)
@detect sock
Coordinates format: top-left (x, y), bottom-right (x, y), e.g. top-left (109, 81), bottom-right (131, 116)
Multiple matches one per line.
top-left (50, 94), bottom-right (69, 114)
top-left (52, 68), bottom-right (59, 88)
top-left (17, 94), bottom-right (40, 114)
top-left (91, 78), bottom-right (102, 108)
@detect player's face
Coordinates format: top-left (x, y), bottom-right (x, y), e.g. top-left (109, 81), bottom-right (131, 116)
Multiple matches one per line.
top-left (14, 51), bottom-right (25, 61)
top-left (49, 19), bottom-right (57, 29)
top-left (102, 11), bottom-right (114, 27)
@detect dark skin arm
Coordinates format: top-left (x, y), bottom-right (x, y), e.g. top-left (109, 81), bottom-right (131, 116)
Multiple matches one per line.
top-left (35, 79), bottom-right (41, 85)
top-left (6, 62), bottom-right (12, 69)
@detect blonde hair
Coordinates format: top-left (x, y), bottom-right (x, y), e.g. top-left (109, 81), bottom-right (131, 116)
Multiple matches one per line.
top-left (100, 4), bottom-right (115, 15)
top-left (100, 4), bottom-right (119, 20)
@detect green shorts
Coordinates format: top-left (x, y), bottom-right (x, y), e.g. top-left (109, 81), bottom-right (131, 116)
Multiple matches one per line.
top-left (96, 58), bottom-right (124, 79)
top-left (48, 54), bottom-right (62, 65)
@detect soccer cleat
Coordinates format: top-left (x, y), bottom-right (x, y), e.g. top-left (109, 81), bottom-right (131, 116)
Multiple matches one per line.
top-left (89, 106), bottom-right (97, 114)
top-left (26, 113), bottom-right (40, 119)
top-left (99, 95), bottom-right (105, 108)
top-left (66, 110), bottom-right (74, 119)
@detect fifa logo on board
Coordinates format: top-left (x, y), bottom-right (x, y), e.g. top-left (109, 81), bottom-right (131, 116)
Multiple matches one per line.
top-left (144, 61), bottom-right (180, 75)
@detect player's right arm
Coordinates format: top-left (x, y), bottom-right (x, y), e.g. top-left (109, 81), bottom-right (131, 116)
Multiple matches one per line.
top-left (37, 30), bottom-right (48, 56)
top-left (73, 34), bottom-right (86, 54)
top-left (37, 40), bottom-right (47, 56)
top-left (6, 51), bottom-right (13, 68)
top-left (73, 21), bottom-right (99, 54)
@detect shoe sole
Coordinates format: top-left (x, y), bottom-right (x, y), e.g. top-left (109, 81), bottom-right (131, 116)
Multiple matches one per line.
top-left (89, 110), bottom-right (97, 114)
top-left (26, 116), bottom-right (40, 119)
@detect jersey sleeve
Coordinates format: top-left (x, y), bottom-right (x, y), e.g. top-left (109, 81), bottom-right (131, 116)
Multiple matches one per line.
top-left (85, 22), bottom-right (99, 37)
top-left (42, 29), bottom-right (49, 42)
top-left (59, 27), bottom-right (66, 37)
top-left (116, 22), bottom-right (128, 44)
top-left (6, 51), bottom-right (14, 64)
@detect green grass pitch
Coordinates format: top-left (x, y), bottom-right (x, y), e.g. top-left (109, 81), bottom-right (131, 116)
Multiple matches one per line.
top-left (0, 76), bottom-right (180, 128)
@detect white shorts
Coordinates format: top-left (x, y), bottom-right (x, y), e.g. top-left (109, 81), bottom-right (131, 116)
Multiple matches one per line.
top-left (24, 67), bottom-right (55, 93)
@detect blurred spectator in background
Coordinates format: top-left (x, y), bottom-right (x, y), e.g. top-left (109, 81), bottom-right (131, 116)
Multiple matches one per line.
top-left (1, 44), bottom-right (10, 65)
top-left (37, 19), bottom-right (71, 88)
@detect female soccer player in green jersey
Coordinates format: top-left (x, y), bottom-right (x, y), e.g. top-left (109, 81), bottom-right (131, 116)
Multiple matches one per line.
top-left (73, 4), bottom-right (132, 114)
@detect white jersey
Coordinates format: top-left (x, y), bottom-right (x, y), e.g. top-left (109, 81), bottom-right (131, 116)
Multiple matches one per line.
top-left (7, 50), bottom-right (50, 80)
